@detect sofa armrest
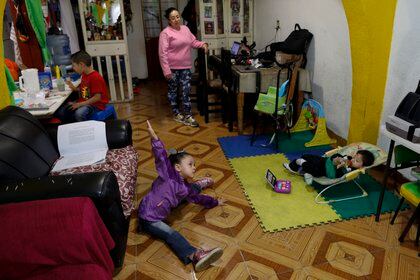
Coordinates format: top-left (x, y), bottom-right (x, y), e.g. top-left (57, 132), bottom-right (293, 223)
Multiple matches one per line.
top-left (0, 171), bottom-right (129, 270)
top-left (0, 172), bottom-right (119, 206)
top-left (45, 120), bottom-right (133, 150)
top-left (105, 119), bottom-right (133, 148)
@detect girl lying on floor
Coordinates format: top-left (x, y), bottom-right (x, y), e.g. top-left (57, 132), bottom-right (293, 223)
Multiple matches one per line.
top-left (137, 121), bottom-right (225, 272)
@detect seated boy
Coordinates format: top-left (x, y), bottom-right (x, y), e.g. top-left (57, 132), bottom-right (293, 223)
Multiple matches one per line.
top-left (283, 149), bottom-right (375, 184)
top-left (55, 50), bottom-right (109, 123)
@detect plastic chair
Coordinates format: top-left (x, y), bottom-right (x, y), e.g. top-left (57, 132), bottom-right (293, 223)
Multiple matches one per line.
top-left (253, 82), bottom-right (289, 115)
top-left (90, 104), bottom-right (117, 121)
top-left (389, 147), bottom-right (420, 246)
top-left (390, 179), bottom-right (420, 245)
top-left (250, 63), bottom-right (293, 147)
top-left (309, 142), bottom-right (388, 204)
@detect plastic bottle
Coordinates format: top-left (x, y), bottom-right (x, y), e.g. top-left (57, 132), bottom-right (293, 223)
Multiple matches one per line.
top-left (57, 77), bottom-right (65, 92)
top-left (43, 61), bottom-right (53, 90)
top-left (55, 65), bottom-right (65, 92)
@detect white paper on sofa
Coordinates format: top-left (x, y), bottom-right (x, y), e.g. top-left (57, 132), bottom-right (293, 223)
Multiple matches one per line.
top-left (52, 121), bottom-right (108, 172)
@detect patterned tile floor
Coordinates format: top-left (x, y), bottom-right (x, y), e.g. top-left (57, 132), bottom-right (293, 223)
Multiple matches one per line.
top-left (113, 81), bottom-right (420, 279)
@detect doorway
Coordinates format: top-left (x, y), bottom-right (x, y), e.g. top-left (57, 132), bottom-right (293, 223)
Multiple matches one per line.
top-left (141, 0), bottom-right (178, 80)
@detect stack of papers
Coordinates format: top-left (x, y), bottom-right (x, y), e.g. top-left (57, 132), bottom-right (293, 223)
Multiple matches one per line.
top-left (52, 121), bottom-right (108, 172)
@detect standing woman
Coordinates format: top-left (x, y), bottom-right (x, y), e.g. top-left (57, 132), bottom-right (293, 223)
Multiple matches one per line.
top-left (159, 7), bottom-right (208, 127)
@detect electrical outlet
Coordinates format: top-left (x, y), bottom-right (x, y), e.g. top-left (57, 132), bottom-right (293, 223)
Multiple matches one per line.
top-left (275, 20), bottom-right (280, 31)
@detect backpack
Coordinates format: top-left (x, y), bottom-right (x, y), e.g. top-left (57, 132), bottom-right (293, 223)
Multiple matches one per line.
top-left (276, 24), bottom-right (313, 55)
top-left (256, 24), bottom-right (313, 63)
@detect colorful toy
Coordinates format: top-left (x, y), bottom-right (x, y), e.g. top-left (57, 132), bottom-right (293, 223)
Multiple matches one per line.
top-left (266, 169), bottom-right (291, 194)
top-left (290, 99), bottom-right (336, 147)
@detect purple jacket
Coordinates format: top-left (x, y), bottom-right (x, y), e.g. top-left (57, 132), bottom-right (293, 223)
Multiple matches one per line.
top-left (138, 139), bottom-right (218, 222)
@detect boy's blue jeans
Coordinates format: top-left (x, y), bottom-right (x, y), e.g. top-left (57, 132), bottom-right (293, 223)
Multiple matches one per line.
top-left (139, 219), bottom-right (196, 264)
top-left (55, 104), bottom-right (99, 123)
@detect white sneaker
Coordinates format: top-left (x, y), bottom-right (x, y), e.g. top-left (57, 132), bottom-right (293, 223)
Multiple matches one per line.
top-left (304, 173), bottom-right (313, 185)
top-left (174, 113), bottom-right (184, 123)
top-left (283, 163), bottom-right (299, 175)
top-left (183, 116), bottom-right (199, 127)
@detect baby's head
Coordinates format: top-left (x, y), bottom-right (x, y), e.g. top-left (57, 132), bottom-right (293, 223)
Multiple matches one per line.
top-left (351, 150), bottom-right (375, 169)
top-left (169, 151), bottom-right (196, 179)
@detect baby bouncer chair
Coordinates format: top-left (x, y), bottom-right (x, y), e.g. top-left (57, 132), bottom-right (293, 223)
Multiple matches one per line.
top-left (310, 142), bottom-right (388, 204)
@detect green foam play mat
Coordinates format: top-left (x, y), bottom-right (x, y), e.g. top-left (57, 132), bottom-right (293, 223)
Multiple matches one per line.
top-left (229, 153), bottom-right (405, 232)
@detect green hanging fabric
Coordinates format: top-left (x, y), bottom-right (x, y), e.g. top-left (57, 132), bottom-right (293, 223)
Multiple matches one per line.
top-left (25, 0), bottom-right (51, 64)
top-left (91, 4), bottom-right (100, 24)
top-left (104, 8), bottom-right (109, 25)
top-left (5, 67), bottom-right (17, 105)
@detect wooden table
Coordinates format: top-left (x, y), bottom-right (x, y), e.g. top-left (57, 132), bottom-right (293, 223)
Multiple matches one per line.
top-left (232, 64), bottom-right (287, 134)
top-left (25, 80), bottom-right (80, 118)
top-left (376, 125), bottom-right (420, 221)
top-left (208, 55), bottom-right (287, 134)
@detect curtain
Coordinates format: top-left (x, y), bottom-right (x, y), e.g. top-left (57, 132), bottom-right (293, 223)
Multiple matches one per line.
top-left (59, 0), bottom-right (79, 53)
top-left (25, 0), bottom-right (51, 63)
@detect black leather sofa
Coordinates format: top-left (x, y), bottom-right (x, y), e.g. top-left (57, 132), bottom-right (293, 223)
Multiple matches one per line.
top-left (0, 106), bottom-right (132, 271)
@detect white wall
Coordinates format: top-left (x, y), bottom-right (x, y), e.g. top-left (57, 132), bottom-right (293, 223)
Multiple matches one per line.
top-left (254, 0), bottom-right (352, 139)
top-left (127, 0), bottom-right (148, 79)
top-left (377, 0), bottom-right (420, 149)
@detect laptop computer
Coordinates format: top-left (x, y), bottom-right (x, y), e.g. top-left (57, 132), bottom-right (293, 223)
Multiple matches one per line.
top-left (230, 41), bottom-right (241, 57)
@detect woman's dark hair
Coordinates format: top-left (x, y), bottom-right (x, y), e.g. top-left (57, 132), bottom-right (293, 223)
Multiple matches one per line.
top-left (165, 7), bottom-right (178, 19)
top-left (356, 150), bottom-right (375, 167)
top-left (168, 151), bottom-right (190, 166)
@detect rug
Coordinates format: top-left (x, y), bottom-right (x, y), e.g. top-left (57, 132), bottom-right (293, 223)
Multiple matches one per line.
top-left (218, 131), bottom-right (331, 159)
top-left (230, 153), bottom-right (405, 232)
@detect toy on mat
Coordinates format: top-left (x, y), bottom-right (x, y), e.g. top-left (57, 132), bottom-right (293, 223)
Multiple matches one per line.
top-left (291, 99), bottom-right (336, 147)
top-left (266, 169), bottom-right (291, 194)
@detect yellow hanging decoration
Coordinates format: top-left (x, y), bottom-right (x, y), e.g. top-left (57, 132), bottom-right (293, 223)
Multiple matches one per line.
top-left (0, 0), bottom-right (11, 109)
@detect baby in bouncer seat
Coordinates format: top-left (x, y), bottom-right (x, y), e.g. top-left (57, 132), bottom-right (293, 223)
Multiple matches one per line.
top-left (283, 149), bottom-right (375, 184)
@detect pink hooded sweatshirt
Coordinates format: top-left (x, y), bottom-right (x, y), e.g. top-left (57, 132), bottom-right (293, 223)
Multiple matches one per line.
top-left (158, 25), bottom-right (206, 77)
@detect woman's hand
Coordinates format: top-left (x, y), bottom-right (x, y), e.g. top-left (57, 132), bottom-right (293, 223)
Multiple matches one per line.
top-left (165, 73), bottom-right (173, 81)
top-left (147, 120), bottom-right (158, 140)
top-left (202, 43), bottom-right (209, 54)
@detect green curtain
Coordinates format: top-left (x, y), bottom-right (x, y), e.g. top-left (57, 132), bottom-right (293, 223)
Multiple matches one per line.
top-left (25, 0), bottom-right (51, 64)
top-left (4, 67), bottom-right (17, 105)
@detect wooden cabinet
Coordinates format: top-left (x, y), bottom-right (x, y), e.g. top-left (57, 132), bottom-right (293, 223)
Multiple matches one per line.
top-left (78, 0), bottom-right (133, 102)
top-left (196, 0), bottom-right (253, 52)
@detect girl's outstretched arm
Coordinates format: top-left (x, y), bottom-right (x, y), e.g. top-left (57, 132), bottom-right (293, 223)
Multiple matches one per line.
top-left (147, 120), bottom-right (176, 179)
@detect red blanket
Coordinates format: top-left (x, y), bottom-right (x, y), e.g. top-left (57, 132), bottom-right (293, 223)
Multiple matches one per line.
top-left (0, 197), bottom-right (115, 279)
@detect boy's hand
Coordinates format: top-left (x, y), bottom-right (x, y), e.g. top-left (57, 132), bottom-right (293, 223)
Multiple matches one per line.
top-left (336, 159), bottom-right (348, 169)
top-left (69, 102), bottom-right (82, 110)
top-left (147, 120), bottom-right (158, 140)
top-left (217, 198), bottom-right (227, 206)
top-left (66, 80), bottom-right (77, 91)
top-left (332, 157), bottom-right (343, 166)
